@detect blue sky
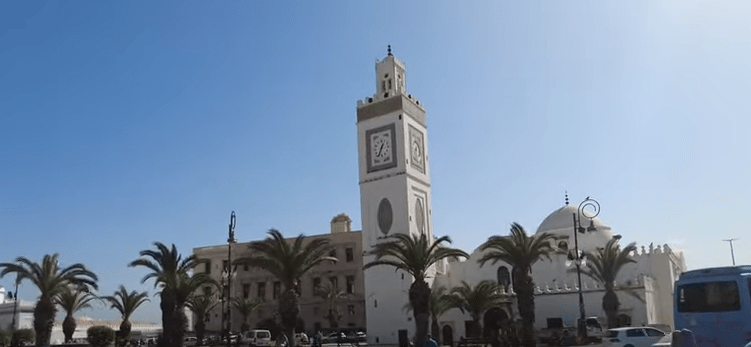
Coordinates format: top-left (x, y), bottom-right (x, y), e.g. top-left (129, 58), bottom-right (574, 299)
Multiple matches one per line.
top-left (1, 1), bottom-right (749, 323)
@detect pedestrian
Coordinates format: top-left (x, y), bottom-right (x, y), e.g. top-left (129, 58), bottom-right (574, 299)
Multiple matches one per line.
top-left (424, 335), bottom-right (438, 347)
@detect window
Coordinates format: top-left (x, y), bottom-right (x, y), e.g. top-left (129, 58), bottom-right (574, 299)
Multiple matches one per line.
top-left (244, 263), bottom-right (249, 271)
top-left (329, 249), bottom-right (337, 260)
top-left (203, 286), bottom-right (212, 296)
top-left (223, 260), bottom-right (228, 272)
top-left (625, 329), bottom-right (645, 337)
top-left (243, 283), bottom-right (250, 299)
top-left (497, 266), bottom-right (510, 290)
top-left (645, 329), bottom-right (664, 337)
top-left (257, 282), bottom-right (266, 301)
top-left (678, 281), bottom-right (741, 312)
top-left (346, 248), bottom-right (354, 262)
top-left (346, 275), bottom-right (355, 294)
top-left (329, 276), bottom-right (338, 289)
top-left (313, 277), bottom-right (321, 296)
top-left (348, 305), bottom-right (355, 315)
top-left (205, 260), bottom-right (211, 274)
top-left (273, 281), bottom-right (281, 299)
top-left (313, 307), bottom-right (319, 315)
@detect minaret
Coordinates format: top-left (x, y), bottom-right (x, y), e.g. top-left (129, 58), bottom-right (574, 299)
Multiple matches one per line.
top-left (357, 47), bottom-right (434, 346)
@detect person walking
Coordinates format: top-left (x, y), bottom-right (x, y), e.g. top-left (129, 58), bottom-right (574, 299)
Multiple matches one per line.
top-left (424, 335), bottom-right (438, 347)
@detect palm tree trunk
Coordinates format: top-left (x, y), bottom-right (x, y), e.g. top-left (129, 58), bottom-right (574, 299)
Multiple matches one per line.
top-left (431, 316), bottom-right (440, 345)
top-left (160, 291), bottom-right (176, 347)
top-left (472, 314), bottom-right (482, 339)
top-left (63, 314), bottom-right (76, 343)
top-left (409, 281), bottom-right (431, 347)
top-left (172, 306), bottom-right (187, 347)
top-left (513, 268), bottom-right (536, 347)
top-left (602, 290), bottom-right (620, 328)
top-left (120, 319), bottom-right (132, 340)
top-left (33, 299), bottom-right (56, 347)
top-left (279, 289), bottom-right (300, 347)
top-left (195, 316), bottom-right (206, 343)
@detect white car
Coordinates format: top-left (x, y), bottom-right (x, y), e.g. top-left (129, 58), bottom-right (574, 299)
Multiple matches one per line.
top-left (244, 330), bottom-right (272, 347)
top-left (604, 327), bottom-right (667, 347)
top-left (295, 333), bottom-right (309, 346)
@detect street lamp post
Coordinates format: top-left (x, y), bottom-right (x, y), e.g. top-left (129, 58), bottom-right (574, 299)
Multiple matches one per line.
top-left (571, 197), bottom-right (600, 343)
top-left (722, 238), bottom-right (738, 266)
top-left (226, 211), bottom-right (237, 347)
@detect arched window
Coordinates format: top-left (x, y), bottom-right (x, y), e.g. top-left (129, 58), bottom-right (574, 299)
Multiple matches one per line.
top-left (497, 266), bottom-right (511, 291)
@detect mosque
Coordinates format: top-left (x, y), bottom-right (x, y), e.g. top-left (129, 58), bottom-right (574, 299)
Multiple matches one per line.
top-left (196, 48), bottom-right (686, 346)
top-left (353, 48), bottom-right (686, 345)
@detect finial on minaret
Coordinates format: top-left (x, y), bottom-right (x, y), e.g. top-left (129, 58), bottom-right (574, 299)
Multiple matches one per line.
top-left (387, 45), bottom-right (392, 56)
top-left (565, 191), bottom-right (569, 205)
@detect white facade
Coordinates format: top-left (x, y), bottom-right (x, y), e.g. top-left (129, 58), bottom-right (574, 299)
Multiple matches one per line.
top-left (358, 50), bottom-right (436, 346)
top-left (432, 204), bottom-right (686, 341)
top-left (354, 52), bottom-right (686, 346)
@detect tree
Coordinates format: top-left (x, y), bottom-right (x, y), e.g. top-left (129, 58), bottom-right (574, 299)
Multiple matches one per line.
top-left (129, 242), bottom-right (207, 347)
top-left (187, 293), bottom-right (219, 343)
top-left (0, 254), bottom-right (98, 347)
top-left (446, 281), bottom-right (508, 338)
top-left (579, 238), bottom-right (638, 328)
top-left (235, 229), bottom-right (337, 347)
top-left (315, 281), bottom-right (347, 329)
top-left (478, 223), bottom-right (557, 347)
top-left (231, 296), bottom-right (261, 333)
top-left (101, 285), bottom-right (150, 342)
top-left (364, 233), bottom-right (469, 347)
top-left (56, 287), bottom-right (96, 343)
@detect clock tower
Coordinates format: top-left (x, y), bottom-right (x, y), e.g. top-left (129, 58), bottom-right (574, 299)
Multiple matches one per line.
top-left (357, 47), bottom-right (435, 346)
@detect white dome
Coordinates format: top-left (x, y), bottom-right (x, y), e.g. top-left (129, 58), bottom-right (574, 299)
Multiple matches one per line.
top-left (535, 204), bottom-right (614, 252)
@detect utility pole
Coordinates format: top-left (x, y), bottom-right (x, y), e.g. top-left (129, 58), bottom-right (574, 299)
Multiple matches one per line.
top-left (722, 238), bottom-right (738, 266)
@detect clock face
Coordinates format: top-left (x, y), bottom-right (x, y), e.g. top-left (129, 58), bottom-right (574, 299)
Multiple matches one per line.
top-left (371, 132), bottom-right (392, 165)
top-left (409, 125), bottom-right (425, 172)
top-left (366, 124), bottom-right (397, 173)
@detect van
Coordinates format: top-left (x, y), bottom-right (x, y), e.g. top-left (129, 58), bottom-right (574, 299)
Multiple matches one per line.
top-left (244, 329), bottom-right (272, 347)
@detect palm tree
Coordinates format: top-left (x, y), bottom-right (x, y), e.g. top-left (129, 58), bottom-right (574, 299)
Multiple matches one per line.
top-left (129, 242), bottom-right (206, 347)
top-left (315, 281), bottom-right (347, 329)
top-left (56, 287), bottom-right (97, 343)
top-left (187, 293), bottom-right (219, 343)
top-left (478, 223), bottom-right (557, 347)
top-left (231, 296), bottom-right (262, 333)
top-left (446, 281), bottom-right (508, 338)
top-left (234, 229), bottom-right (338, 347)
top-left (579, 238), bottom-right (638, 328)
top-left (171, 272), bottom-right (217, 344)
top-left (0, 254), bottom-right (98, 347)
top-left (102, 285), bottom-right (150, 342)
top-left (364, 233), bottom-right (469, 347)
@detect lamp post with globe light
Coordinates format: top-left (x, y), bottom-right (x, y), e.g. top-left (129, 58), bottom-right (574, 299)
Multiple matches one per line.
top-left (571, 197), bottom-right (600, 343)
top-left (223, 211), bottom-right (237, 347)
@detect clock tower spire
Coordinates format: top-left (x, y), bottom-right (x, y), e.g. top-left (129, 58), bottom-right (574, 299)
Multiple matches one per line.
top-left (357, 48), bottom-right (434, 346)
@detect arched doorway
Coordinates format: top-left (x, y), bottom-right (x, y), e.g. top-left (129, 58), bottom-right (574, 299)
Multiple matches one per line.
top-left (442, 325), bottom-right (454, 347)
top-left (483, 307), bottom-right (510, 343)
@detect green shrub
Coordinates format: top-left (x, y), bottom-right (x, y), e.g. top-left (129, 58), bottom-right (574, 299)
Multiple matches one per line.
top-left (88, 326), bottom-right (116, 347)
top-left (0, 329), bottom-right (35, 346)
top-left (0, 330), bottom-right (9, 346)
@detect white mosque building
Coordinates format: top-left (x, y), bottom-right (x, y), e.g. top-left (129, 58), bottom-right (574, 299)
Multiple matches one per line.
top-left (431, 202), bottom-right (686, 343)
top-left (356, 49), bottom-right (686, 346)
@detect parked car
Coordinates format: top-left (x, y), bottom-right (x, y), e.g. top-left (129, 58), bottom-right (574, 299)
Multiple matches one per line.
top-left (604, 327), bottom-right (667, 347)
top-left (323, 332), bottom-right (346, 343)
top-left (295, 333), bottom-right (309, 345)
top-left (244, 329), bottom-right (272, 347)
top-left (184, 337), bottom-right (198, 346)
